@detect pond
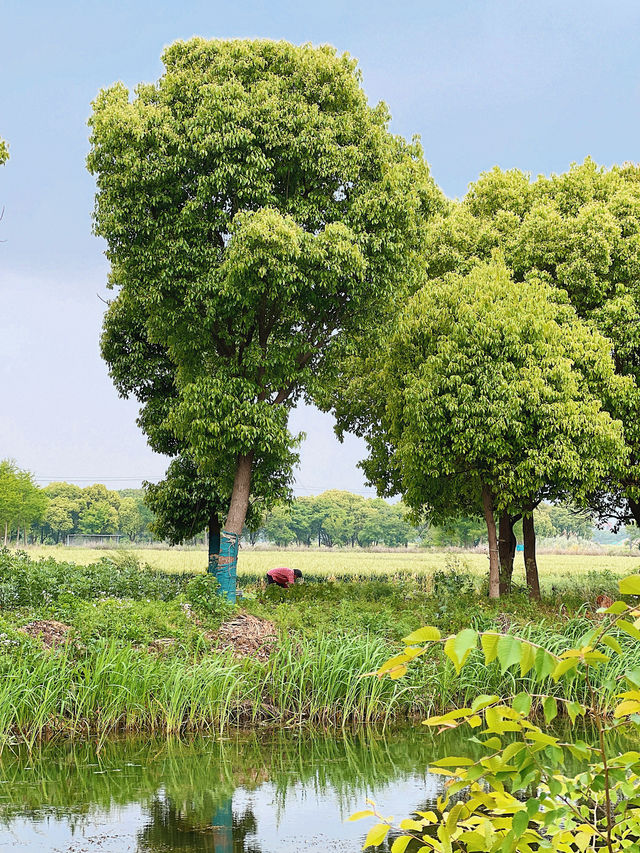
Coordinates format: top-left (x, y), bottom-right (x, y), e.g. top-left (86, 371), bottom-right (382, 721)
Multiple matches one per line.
top-left (0, 725), bottom-right (475, 852)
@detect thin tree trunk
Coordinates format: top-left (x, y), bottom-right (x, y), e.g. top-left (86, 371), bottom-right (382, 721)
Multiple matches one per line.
top-left (207, 512), bottom-right (221, 575)
top-left (498, 512), bottom-right (514, 596)
top-left (499, 512), bottom-right (521, 595)
top-left (3, 521), bottom-right (7, 547)
top-left (523, 507), bottom-right (541, 601)
top-left (629, 497), bottom-right (640, 528)
top-left (481, 483), bottom-right (500, 599)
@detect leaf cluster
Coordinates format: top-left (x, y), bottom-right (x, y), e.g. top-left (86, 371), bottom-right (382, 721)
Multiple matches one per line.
top-left (356, 574), bottom-right (640, 853)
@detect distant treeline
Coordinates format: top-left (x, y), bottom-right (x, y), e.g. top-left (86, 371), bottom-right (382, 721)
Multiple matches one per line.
top-left (0, 459), bottom-right (607, 548)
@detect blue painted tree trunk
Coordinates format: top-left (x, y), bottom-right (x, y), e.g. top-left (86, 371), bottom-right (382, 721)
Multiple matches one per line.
top-left (212, 799), bottom-right (233, 853)
top-left (215, 529), bottom-right (239, 603)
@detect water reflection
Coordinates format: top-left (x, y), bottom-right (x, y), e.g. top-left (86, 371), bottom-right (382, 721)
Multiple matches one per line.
top-left (0, 728), bottom-right (457, 852)
top-left (0, 725), bottom-right (628, 852)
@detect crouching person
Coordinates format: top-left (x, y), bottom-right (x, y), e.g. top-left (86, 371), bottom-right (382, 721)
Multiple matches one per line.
top-left (266, 567), bottom-right (303, 588)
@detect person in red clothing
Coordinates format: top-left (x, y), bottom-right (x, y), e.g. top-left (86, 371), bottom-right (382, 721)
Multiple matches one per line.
top-left (266, 567), bottom-right (303, 588)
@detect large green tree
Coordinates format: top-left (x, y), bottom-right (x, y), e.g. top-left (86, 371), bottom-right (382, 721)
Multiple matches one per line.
top-left (333, 260), bottom-right (629, 598)
top-left (423, 160), bottom-right (640, 530)
top-left (89, 38), bottom-right (441, 595)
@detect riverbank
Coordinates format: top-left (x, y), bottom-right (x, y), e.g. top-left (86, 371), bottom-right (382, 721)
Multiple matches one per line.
top-left (0, 548), bottom-right (638, 745)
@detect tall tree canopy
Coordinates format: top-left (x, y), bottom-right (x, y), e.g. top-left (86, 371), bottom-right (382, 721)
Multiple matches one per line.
top-left (422, 159), bottom-right (640, 529)
top-left (331, 260), bottom-right (629, 598)
top-left (89, 38), bottom-right (442, 597)
top-left (0, 139), bottom-right (8, 166)
top-left (0, 460), bottom-right (47, 546)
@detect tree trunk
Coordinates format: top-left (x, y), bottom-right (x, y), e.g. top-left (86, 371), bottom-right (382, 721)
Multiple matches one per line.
top-left (523, 507), bottom-right (541, 601)
top-left (3, 521), bottom-right (7, 547)
top-left (629, 497), bottom-right (640, 528)
top-left (207, 512), bottom-right (221, 575)
top-left (214, 452), bottom-right (254, 603)
top-left (225, 453), bottom-right (253, 535)
top-left (481, 483), bottom-right (500, 599)
top-left (498, 512), bottom-right (514, 596)
top-left (498, 512), bottom-right (520, 595)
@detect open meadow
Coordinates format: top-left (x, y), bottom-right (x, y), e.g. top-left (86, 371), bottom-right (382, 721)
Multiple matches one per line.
top-left (24, 545), bottom-right (640, 591)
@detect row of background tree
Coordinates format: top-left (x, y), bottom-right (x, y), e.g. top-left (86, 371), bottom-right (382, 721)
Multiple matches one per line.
top-left (0, 459), bottom-right (620, 548)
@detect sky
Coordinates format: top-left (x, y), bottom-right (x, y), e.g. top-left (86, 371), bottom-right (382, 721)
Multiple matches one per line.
top-left (1, 0), bottom-right (640, 493)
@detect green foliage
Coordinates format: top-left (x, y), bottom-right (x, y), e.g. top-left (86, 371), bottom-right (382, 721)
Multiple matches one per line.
top-left (0, 549), bottom-right (190, 608)
top-left (361, 259), bottom-right (628, 519)
top-left (0, 139), bottom-right (8, 166)
top-left (69, 598), bottom-right (196, 647)
top-left (185, 573), bottom-right (232, 620)
top-left (432, 559), bottom-right (477, 599)
top-left (358, 573), bottom-right (640, 853)
top-left (535, 502), bottom-right (594, 540)
top-left (261, 491), bottom-right (416, 548)
top-left (41, 481), bottom-right (123, 540)
top-left (0, 460), bottom-right (47, 543)
top-left (89, 37), bottom-right (442, 540)
top-left (423, 160), bottom-right (640, 528)
top-left (117, 495), bottom-right (146, 541)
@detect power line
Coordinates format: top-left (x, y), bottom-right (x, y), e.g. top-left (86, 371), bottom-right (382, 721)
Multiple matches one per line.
top-left (32, 474), bottom-right (376, 495)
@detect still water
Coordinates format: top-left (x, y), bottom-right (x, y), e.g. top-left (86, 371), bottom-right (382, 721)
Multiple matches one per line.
top-left (0, 726), bottom-right (473, 853)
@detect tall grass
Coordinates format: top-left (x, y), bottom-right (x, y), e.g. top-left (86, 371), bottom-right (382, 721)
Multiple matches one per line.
top-left (0, 635), bottom-right (421, 749)
top-left (0, 619), bottom-right (636, 748)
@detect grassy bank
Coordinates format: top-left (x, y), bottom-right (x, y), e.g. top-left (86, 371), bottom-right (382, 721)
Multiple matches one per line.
top-left (0, 548), bottom-right (639, 745)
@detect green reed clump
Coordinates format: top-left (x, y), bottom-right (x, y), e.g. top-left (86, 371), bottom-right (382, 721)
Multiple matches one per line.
top-left (0, 634), bottom-right (427, 747)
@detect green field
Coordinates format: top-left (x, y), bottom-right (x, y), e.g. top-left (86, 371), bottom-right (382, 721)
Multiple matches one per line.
top-left (24, 546), bottom-right (640, 589)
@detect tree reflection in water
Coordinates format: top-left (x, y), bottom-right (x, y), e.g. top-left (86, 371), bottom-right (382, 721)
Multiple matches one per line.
top-left (0, 724), bottom-right (621, 852)
top-left (137, 796), bottom-right (261, 853)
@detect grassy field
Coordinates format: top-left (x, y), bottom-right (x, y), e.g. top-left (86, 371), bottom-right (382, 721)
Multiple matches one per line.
top-left (24, 545), bottom-right (640, 590)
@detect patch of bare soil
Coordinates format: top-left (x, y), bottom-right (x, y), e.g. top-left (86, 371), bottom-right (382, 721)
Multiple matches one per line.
top-left (148, 637), bottom-right (178, 654)
top-left (210, 613), bottom-right (277, 661)
top-left (18, 620), bottom-right (71, 648)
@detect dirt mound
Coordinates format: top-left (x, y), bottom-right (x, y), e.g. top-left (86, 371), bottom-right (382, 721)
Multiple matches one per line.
top-left (19, 620), bottom-right (71, 648)
top-left (211, 613), bottom-right (277, 661)
top-left (148, 637), bottom-right (178, 654)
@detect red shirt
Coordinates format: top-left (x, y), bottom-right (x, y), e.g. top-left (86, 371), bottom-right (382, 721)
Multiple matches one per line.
top-left (267, 567), bottom-right (296, 587)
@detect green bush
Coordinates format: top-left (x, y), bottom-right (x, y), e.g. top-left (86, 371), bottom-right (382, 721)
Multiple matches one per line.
top-left (0, 549), bottom-right (191, 607)
top-left (185, 574), bottom-right (233, 620)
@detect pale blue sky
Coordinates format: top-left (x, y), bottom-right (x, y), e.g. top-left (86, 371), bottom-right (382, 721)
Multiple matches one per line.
top-left (1, 0), bottom-right (639, 491)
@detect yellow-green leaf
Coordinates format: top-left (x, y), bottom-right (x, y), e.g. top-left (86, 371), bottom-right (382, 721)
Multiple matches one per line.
top-left (403, 626), bottom-right (442, 644)
top-left (391, 837), bottom-right (412, 853)
top-left (363, 823), bottom-right (390, 849)
top-left (619, 575), bottom-right (640, 595)
top-left (552, 658), bottom-right (578, 681)
top-left (349, 810), bottom-right (376, 822)
top-left (614, 699), bottom-right (640, 718)
top-left (481, 633), bottom-right (499, 664)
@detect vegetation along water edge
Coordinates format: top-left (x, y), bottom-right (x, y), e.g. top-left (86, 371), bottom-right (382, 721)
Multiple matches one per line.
top-left (1, 549), bottom-right (639, 746)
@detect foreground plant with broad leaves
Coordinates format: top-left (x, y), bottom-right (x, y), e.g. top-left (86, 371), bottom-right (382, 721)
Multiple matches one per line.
top-left (353, 574), bottom-right (640, 853)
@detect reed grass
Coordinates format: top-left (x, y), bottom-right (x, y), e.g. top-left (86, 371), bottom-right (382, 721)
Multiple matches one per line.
top-left (0, 635), bottom-right (425, 748)
top-left (0, 620), bottom-right (636, 749)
